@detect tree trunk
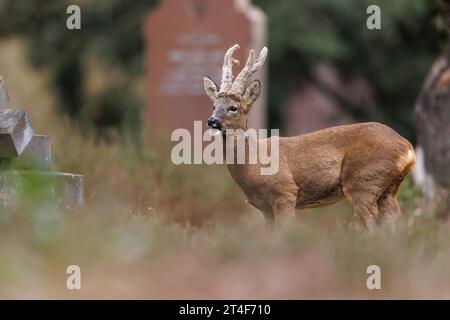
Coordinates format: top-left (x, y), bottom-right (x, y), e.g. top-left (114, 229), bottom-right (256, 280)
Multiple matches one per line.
top-left (414, 55), bottom-right (450, 216)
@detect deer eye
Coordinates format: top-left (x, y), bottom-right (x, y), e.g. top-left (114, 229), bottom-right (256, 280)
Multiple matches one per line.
top-left (227, 106), bottom-right (238, 113)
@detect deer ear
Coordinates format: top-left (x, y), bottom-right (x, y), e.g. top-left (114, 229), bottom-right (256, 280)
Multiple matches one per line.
top-left (242, 80), bottom-right (261, 111)
top-left (203, 76), bottom-right (219, 102)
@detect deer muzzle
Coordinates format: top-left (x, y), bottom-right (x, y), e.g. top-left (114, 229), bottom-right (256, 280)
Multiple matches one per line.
top-left (207, 116), bottom-right (222, 130)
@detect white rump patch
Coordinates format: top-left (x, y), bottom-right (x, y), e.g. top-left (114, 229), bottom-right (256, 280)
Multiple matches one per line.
top-left (406, 149), bottom-right (414, 165)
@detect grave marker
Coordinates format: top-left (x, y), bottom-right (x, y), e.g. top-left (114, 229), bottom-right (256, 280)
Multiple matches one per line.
top-left (144, 0), bottom-right (267, 134)
top-left (0, 76), bottom-right (9, 107)
top-left (0, 76), bottom-right (84, 211)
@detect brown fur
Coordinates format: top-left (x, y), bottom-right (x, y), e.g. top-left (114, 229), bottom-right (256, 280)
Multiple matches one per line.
top-left (223, 122), bottom-right (415, 228)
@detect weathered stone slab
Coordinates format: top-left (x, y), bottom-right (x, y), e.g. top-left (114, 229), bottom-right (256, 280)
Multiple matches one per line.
top-left (0, 170), bottom-right (84, 211)
top-left (0, 76), bottom-right (9, 107)
top-left (11, 134), bottom-right (52, 170)
top-left (0, 109), bottom-right (34, 157)
top-left (144, 0), bottom-right (268, 133)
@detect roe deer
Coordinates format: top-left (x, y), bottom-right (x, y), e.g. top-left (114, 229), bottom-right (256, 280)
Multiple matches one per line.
top-left (203, 44), bottom-right (416, 228)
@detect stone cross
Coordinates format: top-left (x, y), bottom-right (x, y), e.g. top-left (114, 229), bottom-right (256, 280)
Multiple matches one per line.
top-left (0, 75), bottom-right (10, 108)
top-left (0, 75), bottom-right (84, 211)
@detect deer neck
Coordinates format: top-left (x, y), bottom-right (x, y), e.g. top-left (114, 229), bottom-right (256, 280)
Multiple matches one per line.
top-left (222, 131), bottom-right (258, 182)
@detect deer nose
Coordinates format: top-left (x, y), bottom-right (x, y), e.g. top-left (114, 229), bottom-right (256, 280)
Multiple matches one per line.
top-left (208, 117), bottom-right (222, 130)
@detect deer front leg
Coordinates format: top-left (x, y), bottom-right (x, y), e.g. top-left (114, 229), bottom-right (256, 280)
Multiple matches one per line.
top-left (271, 195), bottom-right (297, 227)
top-left (260, 209), bottom-right (275, 228)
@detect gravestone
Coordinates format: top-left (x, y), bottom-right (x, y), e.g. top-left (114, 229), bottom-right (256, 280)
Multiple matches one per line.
top-left (0, 109), bottom-right (34, 157)
top-left (0, 76), bottom-right (11, 171)
top-left (0, 76), bottom-right (9, 108)
top-left (144, 0), bottom-right (267, 134)
top-left (0, 76), bottom-right (84, 211)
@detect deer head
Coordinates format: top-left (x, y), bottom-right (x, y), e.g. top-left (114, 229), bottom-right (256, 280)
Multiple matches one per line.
top-left (203, 44), bottom-right (267, 132)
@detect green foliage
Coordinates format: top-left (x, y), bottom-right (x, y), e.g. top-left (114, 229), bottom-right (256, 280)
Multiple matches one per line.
top-left (253, 0), bottom-right (439, 140)
top-left (397, 177), bottom-right (422, 212)
top-left (0, 0), bottom-right (442, 141)
top-left (436, 0), bottom-right (450, 29)
top-left (0, 0), bottom-right (157, 137)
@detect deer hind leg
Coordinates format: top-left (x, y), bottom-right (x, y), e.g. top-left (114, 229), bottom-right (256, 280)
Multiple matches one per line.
top-left (378, 147), bottom-right (416, 220)
top-left (377, 181), bottom-right (404, 233)
top-left (378, 192), bottom-right (401, 222)
top-left (342, 181), bottom-right (388, 229)
top-left (377, 170), bottom-right (407, 223)
top-left (346, 195), bottom-right (380, 229)
top-left (342, 161), bottom-right (408, 229)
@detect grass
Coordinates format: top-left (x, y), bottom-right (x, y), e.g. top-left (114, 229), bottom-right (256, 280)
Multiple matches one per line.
top-left (1, 198), bottom-right (450, 299)
top-left (1, 39), bottom-right (450, 299)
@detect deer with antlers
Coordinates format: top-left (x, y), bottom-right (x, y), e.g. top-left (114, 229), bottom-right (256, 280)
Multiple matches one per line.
top-left (203, 44), bottom-right (416, 229)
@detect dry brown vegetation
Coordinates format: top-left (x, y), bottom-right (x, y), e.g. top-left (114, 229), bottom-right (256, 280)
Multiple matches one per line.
top-left (1, 39), bottom-right (450, 299)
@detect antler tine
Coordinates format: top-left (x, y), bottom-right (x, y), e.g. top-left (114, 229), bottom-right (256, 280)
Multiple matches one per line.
top-left (220, 44), bottom-right (240, 93)
top-left (230, 46), bottom-right (267, 94)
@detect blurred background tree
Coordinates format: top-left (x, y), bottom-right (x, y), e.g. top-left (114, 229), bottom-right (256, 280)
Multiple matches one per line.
top-left (0, 0), bottom-right (441, 142)
top-left (253, 0), bottom-right (439, 140)
top-left (0, 0), bottom-right (157, 140)
top-left (414, 0), bottom-right (450, 214)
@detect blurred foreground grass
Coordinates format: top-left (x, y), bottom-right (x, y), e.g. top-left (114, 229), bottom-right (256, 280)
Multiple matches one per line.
top-left (0, 39), bottom-right (450, 299)
top-left (2, 202), bottom-right (450, 299)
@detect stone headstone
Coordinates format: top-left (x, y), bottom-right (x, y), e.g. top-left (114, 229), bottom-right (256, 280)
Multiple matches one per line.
top-left (0, 76), bottom-right (9, 107)
top-left (0, 109), bottom-right (34, 157)
top-left (144, 0), bottom-right (267, 134)
top-left (0, 170), bottom-right (84, 210)
top-left (11, 134), bottom-right (52, 170)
